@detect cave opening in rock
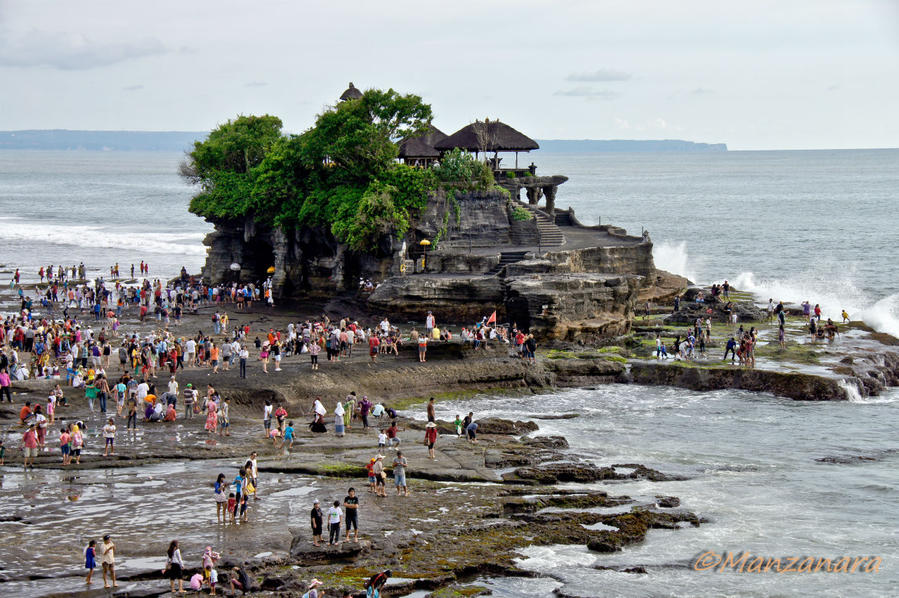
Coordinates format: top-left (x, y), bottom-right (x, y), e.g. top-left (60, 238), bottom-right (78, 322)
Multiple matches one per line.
top-left (242, 239), bottom-right (275, 284)
top-left (505, 297), bottom-right (531, 331)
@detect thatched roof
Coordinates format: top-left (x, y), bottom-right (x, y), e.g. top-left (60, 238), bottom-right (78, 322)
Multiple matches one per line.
top-left (339, 82), bottom-right (363, 101)
top-left (398, 125), bottom-right (448, 159)
top-left (434, 119), bottom-right (539, 152)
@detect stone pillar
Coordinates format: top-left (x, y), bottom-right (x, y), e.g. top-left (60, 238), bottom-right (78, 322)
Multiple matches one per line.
top-left (332, 244), bottom-right (347, 290)
top-left (270, 228), bottom-right (290, 298)
top-left (542, 185), bottom-right (558, 215)
top-left (526, 186), bottom-right (543, 206)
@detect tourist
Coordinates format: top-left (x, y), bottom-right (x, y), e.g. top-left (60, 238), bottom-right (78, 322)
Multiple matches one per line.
top-left (377, 429), bottom-right (387, 451)
top-left (344, 392), bottom-right (356, 430)
top-left (71, 423), bottom-right (84, 464)
top-left (227, 492), bottom-right (237, 524)
top-left (454, 414), bottom-right (463, 437)
top-left (275, 403), bottom-right (288, 434)
top-left (165, 540), bottom-right (185, 594)
top-left (230, 566), bottom-right (252, 594)
top-left (309, 338), bottom-right (321, 370)
top-left (842, 309), bottom-right (850, 323)
top-left (239, 344), bottom-right (249, 378)
top-left (418, 333), bottom-right (427, 362)
top-left (102, 417), bottom-right (116, 456)
top-left (0, 368), bottom-right (12, 403)
top-left (368, 333), bottom-right (379, 363)
top-left (344, 487), bottom-right (359, 542)
top-left (260, 342), bottom-right (270, 374)
top-left (310, 499), bottom-right (324, 546)
top-left (214, 473), bottom-right (229, 523)
top-left (101, 535), bottom-right (117, 589)
top-left (723, 337), bottom-right (737, 363)
top-left (328, 499), bottom-right (343, 545)
top-left (248, 451), bottom-right (259, 498)
top-left (59, 427), bottom-right (70, 465)
top-left (125, 393), bottom-right (138, 430)
top-left (205, 395), bottom-right (218, 434)
top-left (466, 418), bottom-right (479, 443)
top-left (263, 399), bottom-right (273, 438)
top-left (393, 450), bottom-right (408, 496)
top-left (304, 579), bottom-right (324, 598)
top-left (386, 420), bottom-right (401, 449)
top-left (425, 421), bottom-right (438, 460)
top-left (22, 424), bottom-right (38, 470)
top-left (84, 539), bottom-right (97, 585)
top-left (220, 397), bottom-right (231, 436)
top-left (183, 383), bottom-right (196, 418)
top-left (360, 396), bottom-right (372, 429)
top-left (334, 400), bottom-right (345, 436)
top-left (426, 397), bottom-right (436, 422)
top-left (365, 570), bottom-right (391, 598)
top-left (372, 455), bottom-right (387, 497)
top-left (282, 421), bottom-right (295, 449)
top-left (233, 468), bottom-right (246, 509)
top-left (779, 324), bottom-right (786, 349)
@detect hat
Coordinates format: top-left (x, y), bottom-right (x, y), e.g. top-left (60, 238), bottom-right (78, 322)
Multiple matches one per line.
top-left (376, 455), bottom-right (383, 460)
top-left (426, 422), bottom-right (437, 428)
top-left (186, 383), bottom-right (192, 388)
top-left (313, 499), bottom-right (320, 504)
top-left (370, 457), bottom-right (377, 463)
top-left (309, 579), bottom-right (323, 589)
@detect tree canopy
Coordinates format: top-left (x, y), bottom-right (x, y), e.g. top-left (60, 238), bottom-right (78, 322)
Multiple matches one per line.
top-left (184, 88), bottom-right (440, 251)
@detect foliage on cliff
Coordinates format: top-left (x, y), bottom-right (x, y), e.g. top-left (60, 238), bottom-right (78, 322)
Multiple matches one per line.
top-left (184, 89), bottom-right (440, 251)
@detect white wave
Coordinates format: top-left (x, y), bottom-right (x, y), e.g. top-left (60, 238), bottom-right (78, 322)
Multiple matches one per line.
top-left (733, 271), bottom-right (899, 338)
top-left (838, 379), bottom-right (864, 402)
top-left (0, 218), bottom-right (208, 256)
top-left (653, 240), bottom-right (698, 283)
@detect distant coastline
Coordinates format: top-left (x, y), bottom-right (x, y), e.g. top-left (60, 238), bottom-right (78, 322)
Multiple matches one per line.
top-left (0, 129), bottom-right (727, 153)
top-left (537, 139), bottom-right (727, 153)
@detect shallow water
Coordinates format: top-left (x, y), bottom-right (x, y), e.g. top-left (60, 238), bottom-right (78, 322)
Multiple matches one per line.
top-left (426, 385), bottom-right (899, 597)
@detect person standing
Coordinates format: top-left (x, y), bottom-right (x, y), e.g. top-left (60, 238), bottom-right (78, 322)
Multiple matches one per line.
top-left (263, 399), bottom-right (273, 438)
top-left (417, 334), bottom-right (427, 363)
top-left (343, 487), bottom-right (359, 543)
top-left (102, 418), bottom-right (116, 457)
top-left (101, 535), bottom-right (117, 589)
top-left (0, 368), bottom-right (12, 403)
top-left (165, 540), bottom-right (184, 594)
top-left (84, 539), bottom-right (97, 585)
top-left (310, 499), bottom-right (324, 546)
top-left (425, 422), bottom-right (438, 460)
top-left (425, 311), bottom-right (435, 338)
top-left (393, 451), bottom-right (408, 496)
top-left (22, 424), bottom-right (38, 470)
top-left (327, 500), bottom-right (342, 545)
top-left (239, 345), bottom-right (249, 378)
top-left (426, 397), bottom-right (436, 422)
top-left (247, 451), bottom-right (259, 498)
top-left (334, 400), bottom-right (345, 437)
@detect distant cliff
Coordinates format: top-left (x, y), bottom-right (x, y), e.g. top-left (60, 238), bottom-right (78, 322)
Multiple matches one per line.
top-left (0, 130), bottom-right (206, 151)
top-left (537, 139), bottom-right (727, 153)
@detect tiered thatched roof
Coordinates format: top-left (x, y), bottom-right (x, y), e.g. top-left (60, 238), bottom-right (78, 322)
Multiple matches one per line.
top-left (339, 82), bottom-right (363, 101)
top-left (398, 125), bottom-right (448, 159)
top-left (434, 119), bottom-right (539, 153)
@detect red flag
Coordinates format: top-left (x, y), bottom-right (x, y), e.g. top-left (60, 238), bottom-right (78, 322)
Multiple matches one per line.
top-left (486, 310), bottom-right (497, 324)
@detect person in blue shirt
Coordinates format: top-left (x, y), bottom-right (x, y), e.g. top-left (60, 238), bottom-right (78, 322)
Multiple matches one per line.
top-left (233, 469), bottom-right (245, 505)
top-left (282, 421), bottom-right (295, 450)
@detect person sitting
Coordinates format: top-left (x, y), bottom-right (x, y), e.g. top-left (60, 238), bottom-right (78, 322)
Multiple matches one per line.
top-left (164, 403), bottom-right (177, 422)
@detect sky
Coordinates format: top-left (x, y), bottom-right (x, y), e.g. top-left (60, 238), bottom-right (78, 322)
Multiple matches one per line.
top-left (1, 0), bottom-right (897, 150)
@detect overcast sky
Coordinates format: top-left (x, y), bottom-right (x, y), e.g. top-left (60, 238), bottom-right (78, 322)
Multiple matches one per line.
top-left (1, 0), bottom-right (897, 150)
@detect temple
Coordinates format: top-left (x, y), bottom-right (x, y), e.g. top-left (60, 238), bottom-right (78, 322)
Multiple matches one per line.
top-left (200, 84), bottom-right (685, 339)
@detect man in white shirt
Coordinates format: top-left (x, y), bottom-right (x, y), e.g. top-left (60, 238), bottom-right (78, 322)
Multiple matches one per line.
top-left (184, 338), bottom-right (196, 367)
top-left (136, 381), bottom-right (149, 402)
top-left (167, 377), bottom-right (179, 397)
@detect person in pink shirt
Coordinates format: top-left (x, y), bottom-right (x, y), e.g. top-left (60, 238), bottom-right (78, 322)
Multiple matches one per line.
top-left (0, 369), bottom-right (12, 403)
top-left (22, 424), bottom-right (38, 469)
top-left (59, 427), bottom-right (71, 465)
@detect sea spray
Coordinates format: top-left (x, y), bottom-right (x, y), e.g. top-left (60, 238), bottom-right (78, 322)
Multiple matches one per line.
top-left (838, 379), bottom-right (864, 403)
top-left (653, 240), bottom-right (698, 283)
top-left (732, 271), bottom-right (899, 338)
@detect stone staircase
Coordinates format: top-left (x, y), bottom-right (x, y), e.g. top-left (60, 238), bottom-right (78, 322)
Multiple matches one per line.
top-left (485, 250), bottom-right (530, 276)
top-left (522, 203), bottom-right (565, 247)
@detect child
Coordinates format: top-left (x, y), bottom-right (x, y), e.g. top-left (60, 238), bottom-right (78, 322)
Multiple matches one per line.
top-left (208, 566), bottom-right (218, 595)
top-left (377, 430), bottom-right (387, 450)
top-left (454, 415), bottom-right (463, 437)
top-left (239, 493), bottom-right (249, 523)
top-left (227, 492), bottom-right (237, 524)
top-left (84, 539), bottom-right (97, 585)
top-left (282, 421), bottom-right (295, 450)
top-left (366, 457), bottom-right (376, 493)
top-left (47, 393), bottom-right (56, 424)
top-left (60, 427), bottom-right (71, 465)
top-left (328, 500), bottom-right (342, 545)
top-left (102, 418), bottom-right (116, 457)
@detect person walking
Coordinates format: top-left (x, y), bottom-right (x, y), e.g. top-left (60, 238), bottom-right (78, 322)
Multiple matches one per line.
top-left (84, 539), bottom-right (97, 585)
top-left (214, 474), bottom-right (229, 523)
top-left (165, 540), bottom-right (185, 594)
top-left (101, 535), bottom-right (117, 589)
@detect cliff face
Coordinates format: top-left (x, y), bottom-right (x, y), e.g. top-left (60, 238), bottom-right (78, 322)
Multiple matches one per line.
top-left (199, 186), bottom-right (680, 341)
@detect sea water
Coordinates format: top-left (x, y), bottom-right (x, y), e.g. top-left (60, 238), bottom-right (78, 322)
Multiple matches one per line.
top-left (423, 386), bottom-right (899, 598)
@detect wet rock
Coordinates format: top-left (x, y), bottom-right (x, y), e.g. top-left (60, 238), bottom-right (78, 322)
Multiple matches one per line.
top-left (522, 435), bottom-right (569, 450)
top-left (509, 462), bottom-right (685, 484)
top-left (655, 495), bottom-right (681, 508)
top-left (289, 537), bottom-right (371, 562)
top-left (477, 417), bottom-right (539, 435)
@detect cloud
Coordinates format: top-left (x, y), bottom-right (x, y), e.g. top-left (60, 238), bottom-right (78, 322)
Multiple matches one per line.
top-left (554, 87), bottom-right (621, 100)
top-left (0, 30), bottom-right (167, 70)
top-left (566, 69), bottom-right (631, 82)
top-left (244, 81), bottom-right (268, 88)
top-left (690, 87), bottom-right (715, 96)
top-left (122, 85), bottom-right (144, 92)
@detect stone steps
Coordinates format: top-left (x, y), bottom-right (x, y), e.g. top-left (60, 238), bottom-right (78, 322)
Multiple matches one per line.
top-left (485, 251), bottom-right (530, 276)
top-left (522, 204), bottom-right (565, 247)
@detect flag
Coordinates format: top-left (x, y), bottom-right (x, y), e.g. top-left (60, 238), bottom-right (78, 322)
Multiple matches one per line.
top-left (486, 310), bottom-right (496, 325)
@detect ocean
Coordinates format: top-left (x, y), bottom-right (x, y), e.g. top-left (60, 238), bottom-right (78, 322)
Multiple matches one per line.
top-left (1, 148), bottom-right (897, 596)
